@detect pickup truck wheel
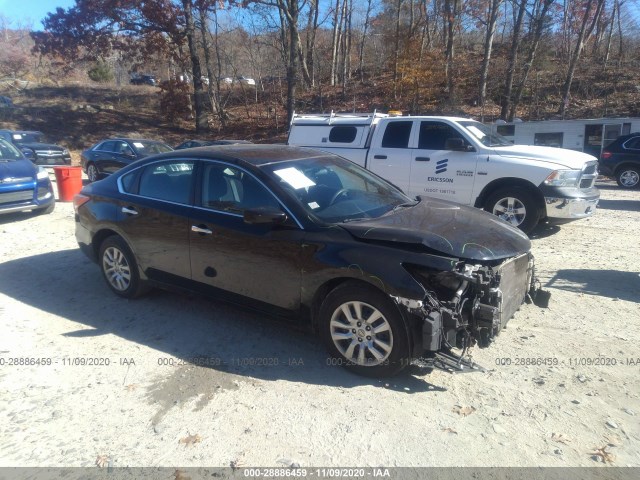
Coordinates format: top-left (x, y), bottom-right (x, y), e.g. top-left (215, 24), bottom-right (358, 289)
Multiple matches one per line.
top-left (99, 236), bottom-right (149, 299)
top-left (319, 282), bottom-right (410, 377)
top-left (484, 187), bottom-right (539, 233)
top-left (616, 167), bottom-right (640, 189)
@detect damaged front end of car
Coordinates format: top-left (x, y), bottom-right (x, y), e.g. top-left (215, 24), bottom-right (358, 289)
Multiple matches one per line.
top-left (399, 253), bottom-right (548, 373)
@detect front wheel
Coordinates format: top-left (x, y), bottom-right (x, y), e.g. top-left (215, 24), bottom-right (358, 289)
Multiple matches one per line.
top-left (616, 166), bottom-right (640, 189)
top-left (319, 282), bottom-right (411, 377)
top-left (99, 236), bottom-right (149, 298)
top-left (484, 187), bottom-right (540, 234)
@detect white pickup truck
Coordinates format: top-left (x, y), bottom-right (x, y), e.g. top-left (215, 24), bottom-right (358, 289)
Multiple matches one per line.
top-left (287, 112), bottom-right (599, 233)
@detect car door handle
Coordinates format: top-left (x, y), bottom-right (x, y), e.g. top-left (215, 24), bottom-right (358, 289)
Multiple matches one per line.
top-left (121, 206), bottom-right (138, 215)
top-left (191, 225), bottom-right (213, 235)
top-left (373, 155), bottom-right (387, 159)
top-left (415, 157), bottom-right (431, 162)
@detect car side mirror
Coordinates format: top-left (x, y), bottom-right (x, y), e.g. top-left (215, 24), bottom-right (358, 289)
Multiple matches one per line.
top-left (243, 206), bottom-right (288, 225)
top-left (445, 138), bottom-right (474, 152)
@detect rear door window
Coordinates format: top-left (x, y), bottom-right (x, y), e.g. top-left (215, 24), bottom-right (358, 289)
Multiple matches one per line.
top-left (138, 161), bottom-right (195, 204)
top-left (381, 121), bottom-right (413, 148)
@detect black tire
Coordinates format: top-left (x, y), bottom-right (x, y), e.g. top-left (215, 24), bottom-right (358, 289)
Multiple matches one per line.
top-left (318, 282), bottom-right (411, 377)
top-left (484, 187), bottom-right (540, 234)
top-left (615, 166), bottom-right (640, 189)
top-left (87, 163), bottom-right (100, 183)
top-left (35, 202), bottom-right (55, 215)
top-left (99, 236), bottom-right (149, 298)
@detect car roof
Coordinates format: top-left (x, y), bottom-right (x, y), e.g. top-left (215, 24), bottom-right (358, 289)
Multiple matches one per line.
top-left (0, 129), bottom-right (43, 135)
top-left (105, 138), bottom-right (167, 144)
top-left (155, 144), bottom-right (333, 166)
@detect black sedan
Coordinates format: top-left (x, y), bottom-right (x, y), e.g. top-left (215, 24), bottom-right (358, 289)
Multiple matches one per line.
top-left (175, 139), bottom-right (252, 150)
top-left (81, 138), bottom-right (173, 182)
top-left (74, 145), bottom-right (540, 376)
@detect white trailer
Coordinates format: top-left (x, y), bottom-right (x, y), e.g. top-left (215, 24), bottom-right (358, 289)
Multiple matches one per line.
top-left (490, 118), bottom-right (640, 158)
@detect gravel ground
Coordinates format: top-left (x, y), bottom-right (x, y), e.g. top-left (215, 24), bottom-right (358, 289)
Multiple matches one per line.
top-left (0, 177), bottom-right (638, 468)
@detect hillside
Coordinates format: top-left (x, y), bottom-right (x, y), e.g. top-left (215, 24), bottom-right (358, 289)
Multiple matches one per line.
top-left (1, 75), bottom-right (639, 161)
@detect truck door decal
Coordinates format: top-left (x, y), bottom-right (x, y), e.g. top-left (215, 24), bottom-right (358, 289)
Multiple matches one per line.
top-left (435, 159), bottom-right (448, 174)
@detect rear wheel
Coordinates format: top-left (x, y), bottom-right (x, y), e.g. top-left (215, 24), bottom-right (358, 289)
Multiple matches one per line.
top-left (484, 187), bottom-right (540, 234)
top-left (616, 166), bottom-right (640, 189)
top-left (319, 282), bottom-right (411, 377)
top-left (99, 236), bottom-right (149, 298)
top-left (87, 163), bottom-right (99, 183)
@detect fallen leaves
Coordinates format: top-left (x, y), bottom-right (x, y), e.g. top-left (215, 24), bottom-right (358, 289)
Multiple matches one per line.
top-left (124, 384), bottom-right (139, 392)
top-left (589, 445), bottom-right (615, 464)
top-left (95, 455), bottom-right (110, 468)
top-left (442, 427), bottom-right (458, 434)
top-left (179, 433), bottom-right (202, 447)
top-left (452, 405), bottom-right (476, 417)
top-left (172, 469), bottom-right (191, 480)
top-left (551, 433), bottom-right (571, 444)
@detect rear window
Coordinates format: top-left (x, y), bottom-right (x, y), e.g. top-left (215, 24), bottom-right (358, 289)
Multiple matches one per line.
top-left (381, 121), bottom-right (412, 148)
top-left (328, 126), bottom-right (357, 143)
top-left (623, 136), bottom-right (640, 150)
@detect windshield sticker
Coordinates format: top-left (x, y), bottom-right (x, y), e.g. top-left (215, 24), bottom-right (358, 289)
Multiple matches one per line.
top-left (274, 167), bottom-right (316, 189)
top-left (465, 125), bottom-right (486, 140)
top-left (133, 142), bottom-right (145, 148)
top-left (12, 134), bottom-right (22, 140)
top-left (308, 201), bottom-right (320, 210)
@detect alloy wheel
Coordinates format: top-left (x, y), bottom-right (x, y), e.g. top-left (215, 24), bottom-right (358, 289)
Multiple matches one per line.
top-left (102, 246), bottom-right (132, 292)
top-left (329, 301), bottom-right (394, 366)
top-left (619, 170), bottom-right (639, 188)
top-left (492, 197), bottom-right (526, 226)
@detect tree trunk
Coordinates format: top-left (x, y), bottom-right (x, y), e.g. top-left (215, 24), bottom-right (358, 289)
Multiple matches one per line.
top-left (478, 0), bottom-right (502, 121)
top-left (443, 0), bottom-right (459, 106)
top-left (499, 0), bottom-right (527, 120)
top-left (357, 0), bottom-right (373, 83)
top-left (559, 0), bottom-right (606, 118)
top-left (509, 0), bottom-right (555, 120)
top-left (197, 5), bottom-right (226, 127)
top-left (182, 0), bottom-right (208, 133)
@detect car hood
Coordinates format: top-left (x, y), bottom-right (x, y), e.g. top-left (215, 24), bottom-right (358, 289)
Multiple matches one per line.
top-left (492, 145), bottom-right (596, 169)
top-left (0, 159), bottom-right (36, 180)
top-left (339, 197), bottom-right (531, 261)
top-left (17, 142), bottom-right (65, 152)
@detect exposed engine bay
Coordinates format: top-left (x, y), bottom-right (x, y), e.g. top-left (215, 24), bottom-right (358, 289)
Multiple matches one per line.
top-left (399, 253), bottom-right (549, 373)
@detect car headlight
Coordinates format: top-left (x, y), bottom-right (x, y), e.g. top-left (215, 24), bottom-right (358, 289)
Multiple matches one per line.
top-left (36, 167), bottom-right (50, 180)
top-left (63, 149), bottom-right (70, 155)
top-left (544, 169), bottom-right (581, 187)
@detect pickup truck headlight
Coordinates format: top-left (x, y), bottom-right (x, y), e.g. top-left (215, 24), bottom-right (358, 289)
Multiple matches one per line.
top-left (36, 167), bottom-right (50, 180)
top-left (544, 169), bottom-right (581, 187)
top-left (62, 149), bottom-right (70, 156)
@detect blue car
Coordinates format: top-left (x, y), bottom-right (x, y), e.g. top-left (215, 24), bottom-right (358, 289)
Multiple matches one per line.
top-left (0, 138), bottom-right (55, 215)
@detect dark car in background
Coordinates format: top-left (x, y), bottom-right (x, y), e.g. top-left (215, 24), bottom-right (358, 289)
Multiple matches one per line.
top-left (0, 130), bottom-right (71, 166)
top-left (130, 74), bottom-right (157, 86)
top-left (0, 138), bottom-right (55, 215)
top-left (599, 132), bottom-right (640, 189)
top-left (74, 145), bottom-right (541, 377)
top-left (174, 139), bottom-right (252, 150)
top-left (81, 138), bottom-right (173, 182)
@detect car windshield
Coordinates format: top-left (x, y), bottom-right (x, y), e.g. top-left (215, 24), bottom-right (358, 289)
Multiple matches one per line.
top-left (261, 155), bottom-right (412, 223)
top-left (0, 139), bottom-right (24, 161)
top-left (130, 141), bottom-right (173, 155)
top-left (11, 132), bottom-right (43, 144)
top-left (458, 121), bottom-right (512, 147)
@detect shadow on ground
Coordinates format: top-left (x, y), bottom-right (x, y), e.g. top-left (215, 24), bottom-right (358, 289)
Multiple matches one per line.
top-left (546, 269), bottom-right (640, 303)
top-left (597, 198), bottom-right (640, 212)
top-left (0, 249), bottom-right (445, 394)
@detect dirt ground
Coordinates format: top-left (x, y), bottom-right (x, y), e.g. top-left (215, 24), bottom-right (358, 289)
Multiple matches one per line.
top-left (0, 177), bottom-right (638, 468)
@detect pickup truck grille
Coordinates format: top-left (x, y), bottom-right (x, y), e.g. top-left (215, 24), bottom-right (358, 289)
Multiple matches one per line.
top-left (579, 161), bottom-right (598, 189)
top-left (0, 190), bottom-right (34, 205)
top-left (34, 150), bottom-right (66, 165)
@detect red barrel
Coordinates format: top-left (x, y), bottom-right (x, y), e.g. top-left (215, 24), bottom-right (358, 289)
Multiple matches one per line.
top-left (53, 166), bottom-right (83, 202)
